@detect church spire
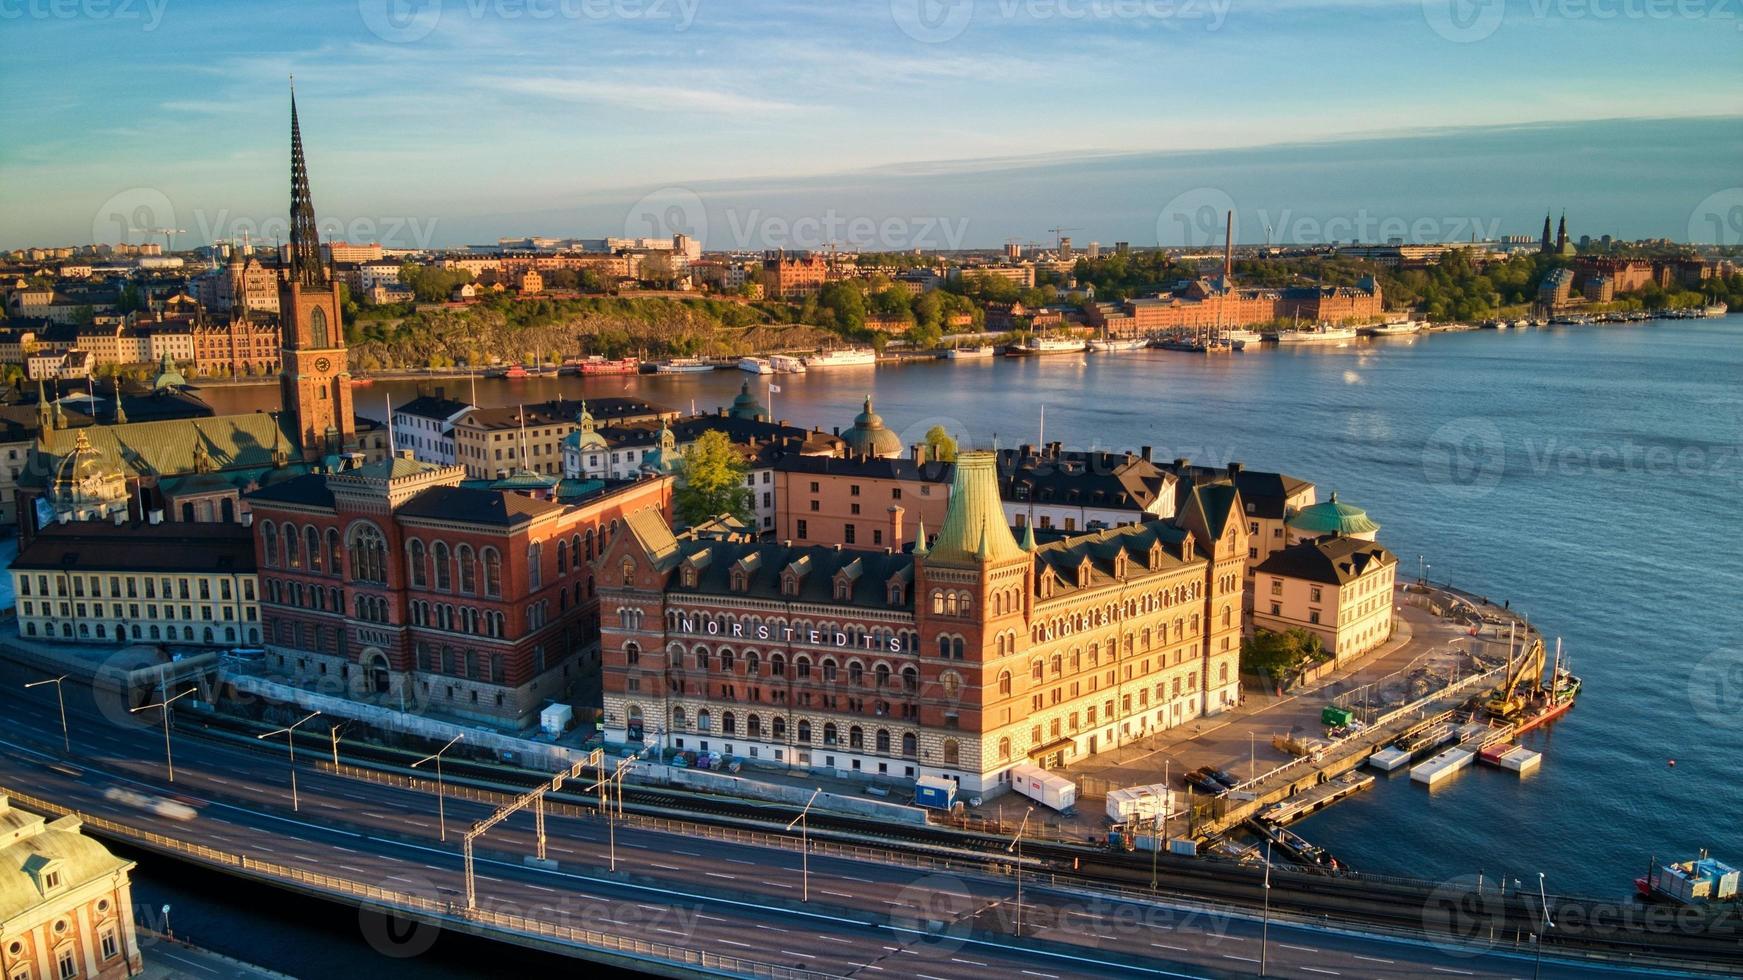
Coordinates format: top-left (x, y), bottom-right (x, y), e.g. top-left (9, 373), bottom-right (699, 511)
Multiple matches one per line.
top-left (288, 79), bottom-right (326, 289)
top-left (1540, 211), bottom-right (1553, 253)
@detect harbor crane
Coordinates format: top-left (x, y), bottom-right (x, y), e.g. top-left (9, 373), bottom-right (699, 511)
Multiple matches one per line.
top-left (1486, 629), bottom-right (1546, 719)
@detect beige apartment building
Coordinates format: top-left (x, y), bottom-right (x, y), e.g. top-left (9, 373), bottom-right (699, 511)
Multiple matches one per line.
top-left (1251, 534), bottom-right (1398, 663)
top-left (0, 798), bottom-right (144, 980)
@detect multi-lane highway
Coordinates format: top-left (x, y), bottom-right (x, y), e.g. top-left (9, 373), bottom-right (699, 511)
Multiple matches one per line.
top-left (1, 656), bottom-right (1718, 980)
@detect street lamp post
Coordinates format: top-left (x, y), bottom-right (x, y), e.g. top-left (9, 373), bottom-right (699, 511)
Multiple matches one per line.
top-left (1008, 807), bottom-right (1034, 938)
top-left (329, 722), bottom-right (345, 766)
top-left (785, 788), bottom-right (821, 902)
top-left (411, 734), bottom-right (464, 842)
top-left (1260, 840), bottom-right (1274, 977)
top-left (24, 675), bottom-right (70, 753)
top-left (1533, 872), bottom-right (1555, 980)
top-left (257, 711), bottom-right (320, 812)
top-left (130, 687), bottom-right (195, 782)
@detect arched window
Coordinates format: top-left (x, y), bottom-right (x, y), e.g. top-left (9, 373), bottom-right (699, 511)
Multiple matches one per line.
top-left (433, 542), bottom-right (451, 590)
top-left (672, 706), bottom-right (687, 729)
top-left (849, 726), bottom-right (864, 749)
top-left (899, 731), bottom-right (915, 757)
top-left (901, 665), bottom-right (918, 693)
top-left (309, 305), bottom-right (330, 349)
top-left (722, 711), bottom-right (736, 735)
top-left (998, 670), bottom-right (1012, 696)
top-left (556, 540), bottom-right (569, 575)
top-left (528, 542), bottom-right (542, 590)
top-left (772, 716), bottom-right (787, 739)
top-left (408, 539), bottom-right (427, 587)
top-left (942, 739), bottom-right (960, 766)
top-left (748, 714), bottom-right (762, 738)
top-left (849, 661), bottom-right (864, 687)
top-left (876, 729), bottom-right (891, 754)
top-left (937, 635), bottom-right (951, 658)
top-left (823, 722), bottom-right (838, 745)
top-left (797, 720), bottom-right (812, 743)
top-left (625, 642), bottom-right (641, 665)
top-left (999, 736), bottom-right (1012, 761)
top-left (347, 524), bottom-right (387, 584)
top-left (262, 522), bottom-right (279, 566)
top-left (284, 524), bottom-right (301, 568)
top-left (458, 545), bottom-right (477, 593)
top-left (483, 548), bottom-right (503, 597)
top-left (696, 709), bottom-right (712, 732)
top-left (307, 526), bottom-right (323, 571)
top-left (585, 527), bottom-right (596, 560)
top-left (327, 528), bottom-right (342, 571)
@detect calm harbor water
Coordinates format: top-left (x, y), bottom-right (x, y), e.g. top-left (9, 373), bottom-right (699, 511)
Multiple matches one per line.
top-left (172, 318), bottom-right (1742, 971)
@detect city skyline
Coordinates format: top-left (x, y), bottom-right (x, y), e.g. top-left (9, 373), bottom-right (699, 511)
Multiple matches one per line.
top-left (3, 0), bottom-right (1741, 250)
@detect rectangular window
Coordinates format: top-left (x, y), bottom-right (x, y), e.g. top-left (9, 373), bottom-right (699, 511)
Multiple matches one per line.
top-left (796, 519), bottom-right (808, 540)
top-left (844, 524), bottom-right (856, 544)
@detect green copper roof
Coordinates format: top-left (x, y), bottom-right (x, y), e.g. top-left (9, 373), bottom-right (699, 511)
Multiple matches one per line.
top-left (926, 450), bottom-right (1023, 564)
top-left (729, 382), bottom-right (766, 421)
top-left (1286, 492), bottom-right (1380, 536)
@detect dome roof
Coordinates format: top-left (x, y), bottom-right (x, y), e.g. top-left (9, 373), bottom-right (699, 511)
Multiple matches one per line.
top-left (842, 396), bottom-right (901, 458)
top-left (1286, 492), bottom-right (1380, 537)
top-left (729, 382), bottom-right (766, 421)
top-left (52, 430), bottom-right (123, 503)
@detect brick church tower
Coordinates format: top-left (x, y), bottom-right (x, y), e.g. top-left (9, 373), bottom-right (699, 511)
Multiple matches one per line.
top-left (278, 87), bottom-right (355, 462)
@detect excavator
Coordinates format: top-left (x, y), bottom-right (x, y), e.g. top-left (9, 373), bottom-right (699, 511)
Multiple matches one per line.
top-left (1485, 633), bottom-right (1546, 719)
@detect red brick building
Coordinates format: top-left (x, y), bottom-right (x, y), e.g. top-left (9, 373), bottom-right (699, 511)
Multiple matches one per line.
top-left (247, 454), bottom-right (672, 728)
top-left (598, 451), bottom-right (1244, 794)
top-left (762, 251), bottom-right (829, 299)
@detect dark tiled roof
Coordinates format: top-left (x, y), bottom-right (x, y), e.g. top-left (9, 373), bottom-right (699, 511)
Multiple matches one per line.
top-left (775, 454), bottom-right (953, 483)
top-left (1254, 534), bottom-right (1397, 586)
top-left (463, 397), bottom-right (671, 430)
top-left (1165, 462), bottom-right (1312, 520)
top-left (395, 394), bottom-right (471, 421)
top-left (668, 537), bottom-right (915, 610)
top-left (245, 473), bottom-right (335, 509)
top-left (997, 447), bottom-right (1171, 512)
top-left (395, 485), bottom-right (559, 527)
top-left (1031, 520), bottom-right (1195, 596)
top-left (14, 521), bottom-right (256, 574)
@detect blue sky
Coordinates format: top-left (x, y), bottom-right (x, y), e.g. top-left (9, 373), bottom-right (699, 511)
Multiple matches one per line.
top-left (1, 0), bottom-right (1739, 251)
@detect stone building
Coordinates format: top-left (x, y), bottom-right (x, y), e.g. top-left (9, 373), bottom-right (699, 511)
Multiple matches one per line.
top-left (246, 452), bottom-right (673, 728)
top-left (597, 450), bottom-right (1246, 794)
top-left (0, 797), bottom-right (144, 980)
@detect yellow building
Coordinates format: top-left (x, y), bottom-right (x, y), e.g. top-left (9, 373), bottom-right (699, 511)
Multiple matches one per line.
top-left (0, 797), bottom-right (144, 980)
top-left (11, 521), bottom-right (262, 647)
top-left (1251, 534), bottom-right (1398, 663)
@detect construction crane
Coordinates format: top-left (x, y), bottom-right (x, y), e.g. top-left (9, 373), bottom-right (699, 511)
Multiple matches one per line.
top-left (1046, 226), bottom-right (1079, 249)
top-left (1485, 630), bottom-right (1546, 719)
top-left (147, 227), bottom-right (186, 254)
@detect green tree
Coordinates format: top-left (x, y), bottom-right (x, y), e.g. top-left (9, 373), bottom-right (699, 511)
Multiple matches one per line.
top-left (1241, 628), bottom-right (1326, 681)
top-left (924, 425), bottom-right (958, 462)
top-left (674, 430), bottom-right (753, 526)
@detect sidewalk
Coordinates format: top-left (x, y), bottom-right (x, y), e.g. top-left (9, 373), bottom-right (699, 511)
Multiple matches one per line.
top-left (138, 932), bottom-right (297, 980)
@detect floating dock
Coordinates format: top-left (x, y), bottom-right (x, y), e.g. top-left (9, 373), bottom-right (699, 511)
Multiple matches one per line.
top-left (1411, 746), bottom-right (1475, 786)
top-left (1478, 742), bottom-right (1542, 775)
top-left (1368, 746), bottom-right (1413, 772)
top-left (1259, 772), bottom-right (1375, 825)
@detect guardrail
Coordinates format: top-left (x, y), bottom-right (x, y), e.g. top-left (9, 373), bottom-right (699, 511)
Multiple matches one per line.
top-left (0, 785), bottom-right (840, 980)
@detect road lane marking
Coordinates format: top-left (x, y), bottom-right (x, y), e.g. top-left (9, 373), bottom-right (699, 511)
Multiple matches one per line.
top-left (655, 928), bottom-right (685, 937)
top-left (821, 936), bottom-right (855, 945)
top-left (1021, 973), bottom-right (1059, 979)
top-left (162, 952), bottom-right (219, 974)
top-left (755, 924), bottom-right (789, 933)
top-left (1151, 942), bottom-right (1188, 951)
top-left (951, 957), bottom-right (989, 966)
top-left (781, 950), bottom-right (815, 959)
top-left (1282, 944), bottom-right (1319, 952)
top-left (1352, 956), bottom-right (1393, 965)
top-left (705, 872), bottom-right (737, 880)
top-left (719, 940), bottom-right (752, 948)
top-left (1223, 955), bottom-right (1260, 963)
top-left (1301, 970), bottom-right (1341, 977)
top-left (1431, 970), bottom-right (1474, 976)
top-left (821, 890), bottom-right (855, 898)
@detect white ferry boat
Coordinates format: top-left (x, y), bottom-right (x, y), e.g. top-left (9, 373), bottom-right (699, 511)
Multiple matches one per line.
top-left (1357, 320), bottom-right (1423, 337)
top-left (768, 354), bottom-right (807, 374)
top-left (736, 356), bottom-right (773, 375)
top-left (1217, 328), bottom-right (1263, 346)
top-left (1006, 334), bottom-right (1088, 356)
top-left (803, 348), bottom-right (878, 369)
top-left (942, 345), bottom-right (995, 359)
top-left (1087, 337), bottom-right (1148, 352)
top-left (652, 357), bottom-right (716, 374)
top-left (1268, 324), bottom-right (1358, 344)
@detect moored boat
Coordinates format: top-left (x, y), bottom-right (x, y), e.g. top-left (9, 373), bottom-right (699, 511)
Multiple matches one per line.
top-left (571, 356), bottom-right (639, 376)
top-left (768, 354), bottom-right (807, 374)
top-left (1087, 337), bottom-right (1148, 353)
top-left (942, 345), bottom-right (995, 359)
top-left (651, 357), bottom-right (715, 374)
top-left (737, 356), bottom-right (774, 375)
top-left (1636, 852), bottom-right (1739, 905)
top-left (1269, 323), bottom-right (1359, 344)
top-left (803, 348), bottom-right (878, 368)
top-left (1005, 334), bottom-right (1088, 356)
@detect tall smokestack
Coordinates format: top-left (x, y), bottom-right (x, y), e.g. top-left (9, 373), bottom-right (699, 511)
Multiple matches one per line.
top-left (1223, 210), bottom-right (1234, 281)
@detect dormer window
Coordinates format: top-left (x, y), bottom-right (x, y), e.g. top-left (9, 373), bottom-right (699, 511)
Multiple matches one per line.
top-left (783, 573), bottom-right (800, 596)
top-left (835, 579), bottom-right (851, 601)
top-left (888, 584), bottom-right (905, 605)
top-left (731, 570), bottom-right (747, 592)
top-left (1075, 557), bottom-right (1093, 588)
top-left (681, 567), bottom-right (697, 588)
top-left (1113, 553), bottom-right (1128, 577)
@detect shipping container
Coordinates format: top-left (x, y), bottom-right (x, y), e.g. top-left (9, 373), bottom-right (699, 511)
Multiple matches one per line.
top-left (1106, 784), bottom-right (1176, 823)
top-left (1008, 763), bottom-right (1077, 812)
top-left (914, 774), bottom-right (957, 810)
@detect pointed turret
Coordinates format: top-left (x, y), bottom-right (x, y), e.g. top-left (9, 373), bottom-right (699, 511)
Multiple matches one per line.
top-left (913, 517), bottom-right (929, 556)
top-left (1540, 211), bottom-right (1553, 253)
top-left (35, 379), bottom-right (50, 432)
top-left (926, 450), bottom-right (1023, 564)
top-left (1020, 521), bottom-right (1037, 552)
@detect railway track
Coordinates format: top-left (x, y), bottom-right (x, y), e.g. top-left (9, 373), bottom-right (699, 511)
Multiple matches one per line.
top-left (166, 705), bottom-right (1741, 970)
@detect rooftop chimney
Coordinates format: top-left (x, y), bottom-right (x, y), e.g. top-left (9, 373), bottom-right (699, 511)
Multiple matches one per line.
top-left (1223, 210), bottom-right (1234, 280)
top-left (1140, 445), bottom-right (1153, 462)
top-left (1227, 461), bottom-right (1243, 478)
top-left (1174, 457), bottom-right (1190, 471)
top-left (911, 443), bottom-right (927, 465)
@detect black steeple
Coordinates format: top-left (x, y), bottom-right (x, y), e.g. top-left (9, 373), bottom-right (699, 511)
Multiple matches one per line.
top-left (288, 80), bottom-right (326, 289)
top-left (1540, 211), bottom-right (1553, 253)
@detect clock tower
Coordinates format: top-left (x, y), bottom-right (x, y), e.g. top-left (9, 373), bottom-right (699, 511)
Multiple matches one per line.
top-left (279, 87), bottom-right (355, 462)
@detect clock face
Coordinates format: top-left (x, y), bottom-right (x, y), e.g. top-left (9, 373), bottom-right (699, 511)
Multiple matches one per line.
top-left (314, 357), bottom-right (332, 373)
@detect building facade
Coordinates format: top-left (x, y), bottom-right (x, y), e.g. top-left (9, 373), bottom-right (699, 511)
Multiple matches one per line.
top-left (0, 799), bottom-right (144, 980)
top-left (1251, 534), bottom-right (1398, 663)
top-left (10, 521), bottom-right (261, 646)
top-left (246, 453), bottom-right (673, 728)
top-left (598, 451), bottom-right (1246, 794)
